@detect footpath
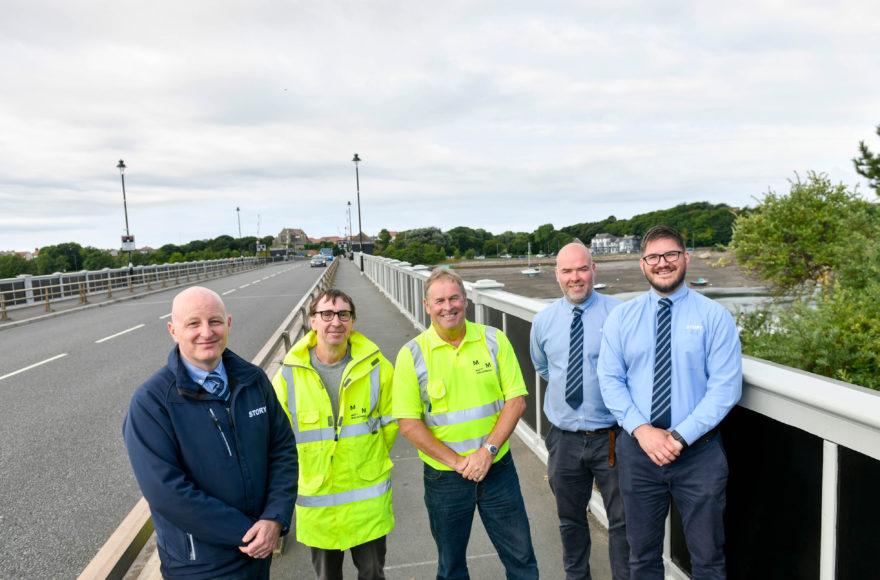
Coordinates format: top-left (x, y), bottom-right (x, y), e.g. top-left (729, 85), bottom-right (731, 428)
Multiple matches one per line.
top-left (269, 259), bottom-right (613, 579)
top-left (125, 258), bottom-right (613, 579)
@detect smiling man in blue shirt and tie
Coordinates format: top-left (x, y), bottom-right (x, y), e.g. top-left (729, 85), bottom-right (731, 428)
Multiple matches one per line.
top-left (598, 225), bottom-right (742, 580)
top-left (530, 242), bottom-right (630, 580)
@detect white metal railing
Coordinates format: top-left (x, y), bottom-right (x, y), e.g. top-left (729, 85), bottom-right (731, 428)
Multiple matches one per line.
top-left (0, 257), bottom-right (262, 319)
top-left (359, 252), bottom-right (880, 580)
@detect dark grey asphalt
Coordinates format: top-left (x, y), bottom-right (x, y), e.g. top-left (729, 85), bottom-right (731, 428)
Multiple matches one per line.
top-left (270, 259), bottom-right (614, 579)
top-left (0, 260), bottom-right (322, 579)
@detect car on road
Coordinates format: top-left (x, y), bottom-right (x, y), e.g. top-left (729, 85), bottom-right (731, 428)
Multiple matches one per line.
top-left (310, 255), bottom-right (326, 268)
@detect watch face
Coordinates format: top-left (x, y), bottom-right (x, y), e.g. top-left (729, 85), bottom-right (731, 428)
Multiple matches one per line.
top-left (486, 444), bottom-right (499, 455)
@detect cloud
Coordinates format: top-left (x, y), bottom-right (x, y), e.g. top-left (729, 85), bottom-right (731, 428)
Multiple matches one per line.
top-left (1, 0), bottom-right (878, 252)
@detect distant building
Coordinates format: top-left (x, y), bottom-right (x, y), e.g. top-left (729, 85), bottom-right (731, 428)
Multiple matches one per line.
top-left (590, 233), bottom-right (640, 255)
top-left (275, 228), bottom-right (308, 252)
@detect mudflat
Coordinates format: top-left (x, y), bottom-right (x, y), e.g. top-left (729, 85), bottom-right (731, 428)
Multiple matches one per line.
top-left (448, 252), bottom-right (761, 299)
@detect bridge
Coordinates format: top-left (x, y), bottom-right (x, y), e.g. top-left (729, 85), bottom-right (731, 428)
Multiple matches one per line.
top-left (2, 255), bottom-right (878, 578)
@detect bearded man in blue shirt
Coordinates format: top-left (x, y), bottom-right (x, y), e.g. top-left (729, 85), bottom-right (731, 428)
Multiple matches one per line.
top-left (598, 225), bottom-right (742, 580)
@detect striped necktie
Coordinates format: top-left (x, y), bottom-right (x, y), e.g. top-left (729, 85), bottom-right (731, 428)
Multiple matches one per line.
top-left (204, 372), bottom-right (229, 402)
top-left (565, 306), bottom-right (584, 409)
top-left (651, 298), bottom-right (673, 428)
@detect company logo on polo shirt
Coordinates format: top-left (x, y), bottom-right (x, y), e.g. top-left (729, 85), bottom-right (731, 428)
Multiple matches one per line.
top-left (474, 359), bottom-right (494, 375)
top-left (249, 406), bottom-right (267, 418)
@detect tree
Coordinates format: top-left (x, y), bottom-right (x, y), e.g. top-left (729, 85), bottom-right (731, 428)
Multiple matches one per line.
top-left (82, 247), bottom-right (115, 270)
top-left (376, 229), bottom-right (392, 251)
top-left (730, 171), bottom-right (880, 391)
top-left (730, 172), bottom-right (876, 298)
top-left (853, 123), bottom-right (880, 195)
top-left (0, 254), bottom-right (33, 278)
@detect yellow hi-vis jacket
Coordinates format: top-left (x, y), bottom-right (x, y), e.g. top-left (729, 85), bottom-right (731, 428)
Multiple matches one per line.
top-left (272, 330), bottom-right (397, 551)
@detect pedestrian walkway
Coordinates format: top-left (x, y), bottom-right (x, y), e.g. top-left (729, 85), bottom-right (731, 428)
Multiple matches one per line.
top-left (270, 259), bottom-right (614, 579)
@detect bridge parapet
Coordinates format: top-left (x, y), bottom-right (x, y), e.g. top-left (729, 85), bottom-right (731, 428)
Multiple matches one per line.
top-left (359, 252), bottom-right (880, 580)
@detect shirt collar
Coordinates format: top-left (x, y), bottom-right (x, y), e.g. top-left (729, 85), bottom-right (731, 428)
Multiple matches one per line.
top-left (648, 284), bottom-right (689, 306)
top-left (180, 357), bottom-right (227, 387)
top-left (425, 320), bottom-right (478, 350)
top-left (563, 289), bottom-right (598, 313)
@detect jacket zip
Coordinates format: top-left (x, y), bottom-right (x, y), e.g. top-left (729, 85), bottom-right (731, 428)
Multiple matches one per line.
top-left (208, 408), bottom-right (233, 456)
top-left (186, 532), bottom-right (197, 560)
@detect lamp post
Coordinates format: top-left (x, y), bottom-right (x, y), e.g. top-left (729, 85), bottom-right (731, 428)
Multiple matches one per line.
top-left (236, 207), bottom-right (243, 258)
top-left (116, 159), bottom-right (133, 269)
top-left (352, 153), bottom-right (364, 272)
top-left (347, 201), bottom-right (354, 260)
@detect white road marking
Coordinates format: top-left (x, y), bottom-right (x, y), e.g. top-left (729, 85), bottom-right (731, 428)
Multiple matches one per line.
top-left (159, 313), bottom-right (172, 319)
top-left (240, 284), bottom-right (251, 289)
top-left (222, 289), bottom-right (237, 296)
top-left (0, 353), bottom-right (68, 382)
top-left (95, 324), bottom-right (146, 343)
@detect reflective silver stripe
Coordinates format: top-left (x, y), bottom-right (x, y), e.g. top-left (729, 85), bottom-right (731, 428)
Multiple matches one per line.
top-left (379, 414), bottom-right (395, 426)
top-left (296, 427), bottom-right (337, 443)
top-left (425, 399), bottom-right (503, 427)
top-left (484, 326), bottom-right (499, 376)
top-left (281, 365), bottom-right (300, 437)
top-left (369, 364), bottom-right (381, 413)
top-left (296, 479), bottom-right (391, 508)
top-left (339, 422), bottom-right (373, 438)
top-left (441, 434), bottom-right (490, 455)
top-left (406, 339), bottom-right (431, 408)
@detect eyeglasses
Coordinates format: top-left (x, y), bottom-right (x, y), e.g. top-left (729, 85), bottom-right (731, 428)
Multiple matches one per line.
top-left (313, 309), bottom-right (353, 322)
top-left (642, 251), bottom-right (683, 266)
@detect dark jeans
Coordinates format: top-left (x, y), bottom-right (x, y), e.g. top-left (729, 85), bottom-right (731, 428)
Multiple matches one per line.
top-left (546, 425), bottom-right (630, 580)
top-left (309, 536), bottom-right (386, 580)
top-left (423, 451), bottom-right (539, 580)
top-left (617, 431), bottom-right (729, 580)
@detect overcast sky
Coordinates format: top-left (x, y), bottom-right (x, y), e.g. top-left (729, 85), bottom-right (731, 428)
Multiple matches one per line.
top-left (2, 1), bottom-right (878, 252)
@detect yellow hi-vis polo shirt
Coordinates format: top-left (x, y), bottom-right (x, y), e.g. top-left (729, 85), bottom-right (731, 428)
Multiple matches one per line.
top-left (392, 320), bottom-right (529, 470)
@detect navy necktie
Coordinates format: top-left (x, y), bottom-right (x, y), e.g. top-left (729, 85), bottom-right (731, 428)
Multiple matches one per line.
top-left (204, 372), bottom-right (229, 402)
top-left (651, 298), bottom-right (673, 428)
top-left (565, 306), bottom-right (584, 409)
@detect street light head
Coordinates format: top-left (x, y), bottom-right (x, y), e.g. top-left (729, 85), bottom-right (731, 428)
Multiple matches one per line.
top-left (117, 159), bottom-right (126, 175)
top-left (352, 153), bottom-right (361, 165)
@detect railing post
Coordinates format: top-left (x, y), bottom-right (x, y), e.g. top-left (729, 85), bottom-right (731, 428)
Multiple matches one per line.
top-left (1, 290), bottom-right (7, 321)
top-left (107, 278), bottom-right (113, 299)
top-left (44, 287), bottom-right (52, 312)
top-left (128, 272), bottom-right (133, 294)
top-left (162, 271), bottom-right (167, 288)
top-left (79, 282), bottom-right (88, 304)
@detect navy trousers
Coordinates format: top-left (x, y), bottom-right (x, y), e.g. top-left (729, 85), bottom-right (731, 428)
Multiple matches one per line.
top-left (616, 431), bottom-right (729, 580)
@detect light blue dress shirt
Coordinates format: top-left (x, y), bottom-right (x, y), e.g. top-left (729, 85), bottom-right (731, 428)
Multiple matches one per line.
top-left (180, 356), bottom-right (228, 397)
top-left (598, 285), bottom-right (742, 444)
top-left (530, 290), bottom-right (623, 431)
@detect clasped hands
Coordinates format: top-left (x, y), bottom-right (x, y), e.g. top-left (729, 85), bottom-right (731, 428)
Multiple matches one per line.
top-left (455, 448), bottom-right (494, 482)
top-left (633, 424), bottom-right (684, 467)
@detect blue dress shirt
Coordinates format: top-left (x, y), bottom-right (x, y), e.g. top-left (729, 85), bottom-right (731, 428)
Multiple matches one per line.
top-left (598, 286), bottom-right (742, 444)
top-left (180, 356), bottom-right (229, 397)
top-left (530, 290), bottom-right (623, 431)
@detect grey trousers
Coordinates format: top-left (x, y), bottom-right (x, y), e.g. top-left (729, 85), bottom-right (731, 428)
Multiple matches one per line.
top-left (309, 535), bottom-right (386, 580)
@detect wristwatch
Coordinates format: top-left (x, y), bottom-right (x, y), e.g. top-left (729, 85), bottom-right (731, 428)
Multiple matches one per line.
top-left (483, 443), bottom-right (499, 456)
top-left (670, 430), bottom-right (689, 449)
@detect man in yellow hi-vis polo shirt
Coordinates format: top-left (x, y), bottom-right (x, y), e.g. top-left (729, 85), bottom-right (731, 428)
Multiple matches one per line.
top-left (392, 268), bottom-right (538, 580)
